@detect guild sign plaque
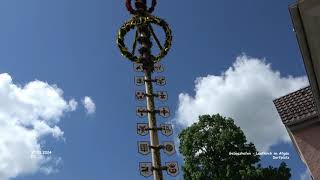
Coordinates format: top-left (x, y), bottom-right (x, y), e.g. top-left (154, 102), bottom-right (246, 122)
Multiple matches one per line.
top-left (154, 63), bottom-right (164, 73)
top-left (136, 107), bottom-right (148, 117)
top-left (155, 76), bottom-right (166, 86)
top-left (137, 123), bottom-right (149, 136)
top-left (160, 124), bottom-right (173, 136)
top-left (157, 91), bottom-right (168, 101)
top-left (139, 162), bottom-right (153, 177)
top-left (134, 63), bottom-right (144, 72)
top-left (138, 141), bottom-right (150, 155)
top-left (166, 162), bottom-right (179, 177)
top-left (135, 91), bottom-right (146, 101)
top-left (135, 76), bottom-right (145, 86)
top-left (158, 107), bottom-right (170, 118)
top-left (163, 142), bottom-right (176, 156)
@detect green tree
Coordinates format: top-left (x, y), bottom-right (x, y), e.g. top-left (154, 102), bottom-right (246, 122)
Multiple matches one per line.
top-left (179, 114), bottom-right (291, 180)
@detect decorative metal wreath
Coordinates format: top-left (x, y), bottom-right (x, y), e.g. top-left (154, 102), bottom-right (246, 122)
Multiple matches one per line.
top-left (117, 15), bottom-right (172, 63)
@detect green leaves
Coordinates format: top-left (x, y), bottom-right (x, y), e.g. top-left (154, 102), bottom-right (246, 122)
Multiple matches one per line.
top-left (179, 114), bottom-right (291, 180)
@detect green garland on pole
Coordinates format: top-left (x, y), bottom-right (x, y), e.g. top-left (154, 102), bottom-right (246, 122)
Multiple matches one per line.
top-left (117, 15), bottom-right (172, 63)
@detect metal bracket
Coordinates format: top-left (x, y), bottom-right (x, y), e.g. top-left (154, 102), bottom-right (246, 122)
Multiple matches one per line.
top-left (151, 166), bottom-right (168, 171)
top-left (144, 93), bottom-right (154, 97)
top-left (144, 79), bottom-right (157, 83)
top-left (137, 109), bottom-right (159, 114)
top-left (138, 109), bottom-right (153, 113)
top-left (149, 145), bottom-right (164, 150)
top-left (147, 127), bottom-right (163, 131)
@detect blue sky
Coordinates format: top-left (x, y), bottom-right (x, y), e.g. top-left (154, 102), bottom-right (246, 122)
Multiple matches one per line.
top-left (0, 0), bottom-right (312, 179)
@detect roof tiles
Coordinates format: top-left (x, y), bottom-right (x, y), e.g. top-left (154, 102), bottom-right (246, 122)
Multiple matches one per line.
top-left (273, 86), bottom-right (318, 125)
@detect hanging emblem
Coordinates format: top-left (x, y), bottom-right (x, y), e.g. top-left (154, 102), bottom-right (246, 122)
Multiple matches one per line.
top-left (136, 107), bottom-right (148, 117)
top-left (163, 141), bottom-right (176, 156)
top-left (154, 63), bottom-right (164, 73)
top-left (155, 76), bottom-right (166, 86)
top-left (157, 91), bottom-right (168, 101)
top-left (166, 162), bottom-right (179, 177)
top-left (160, 124), bottom-right (173, 136)
top-left (138, 141), bottom-right (150, 155)
top-left (134, 63), bottom-right (144, 72)
top-left (135, 76), bottom-right (145, 86)
top-left (158, 107), bottom-right (170, 118)
top-left (137, 123), bottom-right (149, 136)
top-left (135, 91), bottom-right (146, 101)
top-left (139, 162), bottom-right (153, 177)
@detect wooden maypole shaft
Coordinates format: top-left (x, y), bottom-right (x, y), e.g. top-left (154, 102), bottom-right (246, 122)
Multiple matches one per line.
top-left (117, 0), bottom-right (176, 178)
top-left (135, 2), bottom-right (163, 178)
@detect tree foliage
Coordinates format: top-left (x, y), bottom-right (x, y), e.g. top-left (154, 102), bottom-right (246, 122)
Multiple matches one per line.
top-left (178, 114), bottom-right (291, 180)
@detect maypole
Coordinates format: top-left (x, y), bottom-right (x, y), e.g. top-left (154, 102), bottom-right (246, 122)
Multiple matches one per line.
top-left (116, 0), bottom-right (178, 179)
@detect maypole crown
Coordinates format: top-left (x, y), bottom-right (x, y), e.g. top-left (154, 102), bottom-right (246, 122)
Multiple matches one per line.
top-left (126, 0), bottom-right (157, 14)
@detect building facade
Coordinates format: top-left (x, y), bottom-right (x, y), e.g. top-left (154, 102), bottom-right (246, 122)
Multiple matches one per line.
top-left (274, 86), bottom-right (319, 179)
top-left (276, 0), bottom-right (320, 179)
top-left (289, 0), bottom-right (320, 112)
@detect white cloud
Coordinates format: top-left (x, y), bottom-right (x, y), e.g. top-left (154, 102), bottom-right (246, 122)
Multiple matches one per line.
top-left (0, 73), bottom-right (76, 180)
top-left (68, 99), bottom-right (78, 112)
top-left (300, 168), bottom-right (312, 180)
top-left (175, 55), bottom-right (309, 152)
top-left (82, 96), bottom-right (96, 115)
